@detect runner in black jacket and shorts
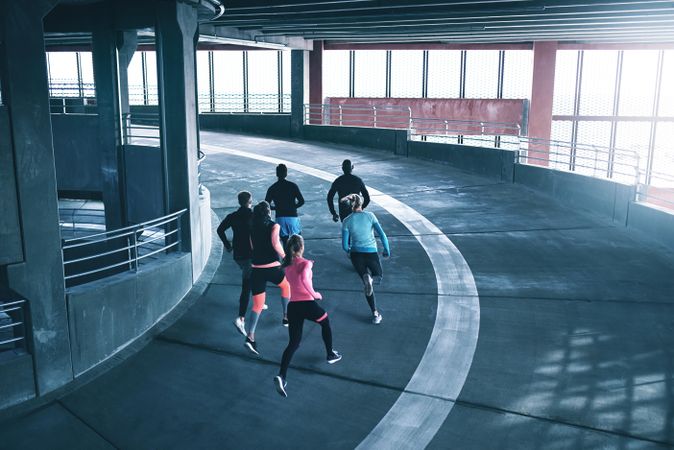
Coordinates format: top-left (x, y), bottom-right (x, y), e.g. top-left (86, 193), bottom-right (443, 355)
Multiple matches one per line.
top-left (327, 159), bottom-right (370, 222)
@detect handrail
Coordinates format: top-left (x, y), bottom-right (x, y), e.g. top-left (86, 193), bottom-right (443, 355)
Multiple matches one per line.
top-left (62, 209), bottom-right (187, 285)
top-left (0, 300), bottom-right (28, 350)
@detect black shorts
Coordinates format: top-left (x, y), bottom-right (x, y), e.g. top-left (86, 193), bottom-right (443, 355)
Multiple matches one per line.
top-left (287, 301), bottom-right (327, 323)
top-left (251, 266), bottom-right (285, 295)
top-left (350, 252), bottom-right (383, 279)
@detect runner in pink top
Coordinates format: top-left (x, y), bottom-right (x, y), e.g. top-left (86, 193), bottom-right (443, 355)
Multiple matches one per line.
top-left (274, 235), bottom-right (342, 397)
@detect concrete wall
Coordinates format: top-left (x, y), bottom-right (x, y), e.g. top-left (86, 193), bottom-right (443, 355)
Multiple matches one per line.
top-left (303, 124), bottom-right (408, 154)
top-left (51, 114), bottom-right (102, 195)
top-left (66, 252), bottom-right (192, 375)
top-left (192, 187), bottom-right (212, 281)
top-left (124, 144), bottom-right (166, 223)
top-left (199, 113), bottom-right (291, 138)
top-left (627, 202), bottom-right (674, 250)
top-left (407, 140), bottom-right (515, 182)
top-left (513, 164), bottom-right (635, 224)
top-left (0, 107), bottom-right (23, 265)
top-left (0, 354), bottom-right (36, 410)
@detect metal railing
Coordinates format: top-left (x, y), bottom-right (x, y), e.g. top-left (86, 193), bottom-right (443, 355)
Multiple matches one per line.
top-left (0, 300), bottom-right (28, 353)
top-left (517, 137), bottom-right (641, 186)
top-left (199, 93), bottom-right (291, 114)
top-left (62, 209), bottom-right (186, 286)
top-left (304, 103), bottom-right (413, 129)
top-left (123, 112), bottom-right (161, 146)
top-left (49, 80), bottom-right (96, 98)
top-left (637, 170), bottom-right (674, 209)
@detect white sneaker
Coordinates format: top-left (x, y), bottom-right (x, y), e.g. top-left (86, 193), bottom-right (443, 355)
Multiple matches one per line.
top-left (262, 303), bottom-right (269, 310)
top-left (363, 273), bottom-right (373, 296)
top-left (372, 312), bottom-right (382, 325)
top-left (234, 317), bottom-right (246, 336)
top-left (274, 376), bottom-right (287, 397)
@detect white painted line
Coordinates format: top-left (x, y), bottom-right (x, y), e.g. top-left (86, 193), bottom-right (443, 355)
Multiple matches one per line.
top-left (202, 143), bottom-right (480, 449)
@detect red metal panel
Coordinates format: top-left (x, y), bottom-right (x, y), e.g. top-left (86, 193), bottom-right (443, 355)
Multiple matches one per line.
top-left (325, 97), bottom-right (526, 135)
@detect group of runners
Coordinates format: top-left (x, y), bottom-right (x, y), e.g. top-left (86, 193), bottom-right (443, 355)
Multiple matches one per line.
top-left (217, 159), bottom-right (390, 398)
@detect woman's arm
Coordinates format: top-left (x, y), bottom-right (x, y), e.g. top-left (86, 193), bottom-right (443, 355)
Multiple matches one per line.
top-left (341, 226), bottom-right (350, 253)
top-left (299, 262), bottom-right (321, 299)
top-left (271, 224), bottom-right (286, 259)
top-left (373, 219), bottom-right (390, 257)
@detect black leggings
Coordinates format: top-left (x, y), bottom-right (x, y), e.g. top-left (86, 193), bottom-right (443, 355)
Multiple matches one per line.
top-left (279, 301), bottom-right (333, 379)
top-left (235, 259), bottom-right (252, 318)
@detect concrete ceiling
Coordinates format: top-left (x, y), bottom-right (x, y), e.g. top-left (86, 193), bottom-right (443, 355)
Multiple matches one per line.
top-left (207, 0), bottom-right (674, 46)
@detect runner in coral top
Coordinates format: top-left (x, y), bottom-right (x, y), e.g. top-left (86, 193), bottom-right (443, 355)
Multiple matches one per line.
top-left (274, 235), bottom-right (341, 397)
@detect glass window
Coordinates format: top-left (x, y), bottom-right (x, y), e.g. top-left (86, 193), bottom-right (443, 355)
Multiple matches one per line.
top-left (47, 52), bottom-right (79, 96)
top-left (354, 50), bottom-right (386, 97)
top-left (574, 121), bottom-right (612, 177)
top-left (619, 50), bottom-right (659, 117)
top-left (652, 122), bottom-right (674, 185)
top-left (553, 50), bottom-right (579, 116)
top-left (323, 50), bottom-right (350, 98)
top-left (281, 50), bottom-right (288, 112)
top-left (127, 51), bottom-right (144, 105)
top-left (78, 52), bottom-right (95, 97)
top-left (549, 121), bottom-right (573, 171)
top-left (502, 50), bottom-right (533, 100)
top-left (578, 51), bottom-right (618, 116)
top-left (248, 50), bottom-right (279, 112)
top-left (657, 50), bottom-right (674, 117)
top-left (143, 51), bottom-right (159, 105)
top-left (464, 50), bottom-right (499, 98)
top-left (390, 50), bottom-right (423, 98)
top-left (613, 121), bottom-right (651, 182)
top-left (427, 50), bottom-right (461, 98)
top-left (196, 51), bottom-right (211, 113)
top-left (213, 51), bottom-right (244, 112)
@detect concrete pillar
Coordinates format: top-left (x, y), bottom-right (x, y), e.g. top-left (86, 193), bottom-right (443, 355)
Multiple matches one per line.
top-left (0, 0), bottom-right (74, 394)
top-left (117, 31), bottom-right (138, 118)
top-left (156, 0), bottom-right (200, 281)
top-left (291, 49), bottom-right (310, 137)
top-left (92, 20), bottom-right (126, 229)
top-left (529, 41), bottom-right (558, 165)
top-left (309, 40), bottom-right (323, 125)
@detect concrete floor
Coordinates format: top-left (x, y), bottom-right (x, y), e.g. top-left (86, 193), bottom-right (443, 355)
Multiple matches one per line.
top-left (1, 131), bottom-right (673, 449)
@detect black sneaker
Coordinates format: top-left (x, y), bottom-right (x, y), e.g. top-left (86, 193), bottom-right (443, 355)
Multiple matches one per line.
top-left (274, 376), bottom-right (287, 397)
top-left (327, 350), bottom-right (342, 364)
top-left (282, 318), bottom-right (289, 327)
top-left (245, 337), bottom-right (259, 355)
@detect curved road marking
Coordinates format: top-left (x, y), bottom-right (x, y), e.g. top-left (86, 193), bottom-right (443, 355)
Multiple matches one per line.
top-left (203, 143), bottom-right (480, 449)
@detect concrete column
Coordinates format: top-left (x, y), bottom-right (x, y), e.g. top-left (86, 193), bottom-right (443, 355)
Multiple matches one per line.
top-left (291, 49), bottom-right (310, 137)
top-left (309, 40), bottom-right (323, 125)
top-left (117, 31), bottom-right (138, 118)
top-left (92, 21), bottom-right (126, 229)
top-left (529, 41), bottom-right (558, 165)
top-left (156, 0), bottom-right (201, 281)
top-left (1, 0), bottom-right (74, 394)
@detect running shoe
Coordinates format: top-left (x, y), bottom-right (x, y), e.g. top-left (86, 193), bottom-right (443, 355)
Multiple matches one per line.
top-left (263, 303), bottom-right (269, 310)
top-left (327, 350), bottom-right (342, 364)
top-left (363, 273), bottom-right (374, 297)
top-left (244, 337), bottom-right (259, 355)
top-left (233, 317), bottom-right (246, 336)
top-left (282, 318), bottom-right (289, 327)
top-left (274, 376), bottom-right (287, 397)
top-left (372, 311), bottom-right (383, 325)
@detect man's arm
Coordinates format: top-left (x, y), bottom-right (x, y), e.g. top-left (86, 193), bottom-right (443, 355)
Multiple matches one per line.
top-left (294, 184), bottom-right (305, 209)
top-left (216, 215), bottom-right (233, 252)
top-left (361, 181), bottom-right (371, 209)
top-left (327, 182), bottom-right (339, 220)
top-left (265, 186), bottom-right (276, 210)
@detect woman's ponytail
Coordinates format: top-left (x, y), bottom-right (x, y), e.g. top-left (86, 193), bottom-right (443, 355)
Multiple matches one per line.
top-left (282, 234), bottom-right (304, 267)
top-left (340, 193), bottom-right (363, 211)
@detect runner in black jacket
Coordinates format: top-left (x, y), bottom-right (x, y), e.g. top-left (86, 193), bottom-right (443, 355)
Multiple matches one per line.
top-left (326, 159), bottom-right (370, 222)
top-left (217, 191), bottom-right (255, 336)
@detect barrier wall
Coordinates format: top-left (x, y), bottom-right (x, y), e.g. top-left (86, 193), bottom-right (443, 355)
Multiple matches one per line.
top-left (199, 113), bottom-right (291, 138)
top-left (51, 114), bottom-right (102, 195)
top-left (66, 252), bottom-right (192, 375)
top-left (627, 202), bottom-right (674, 250)
top-left (0, 354), bottom-right (35, 410)
top-left (124, 144), bottom-right (166, 223)
top-left (513, 164), bottom-right (635, 224)
top-left (407, 140), bottom-right (515, 182)
top-left (303, 124), bottom-right (408, 154)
